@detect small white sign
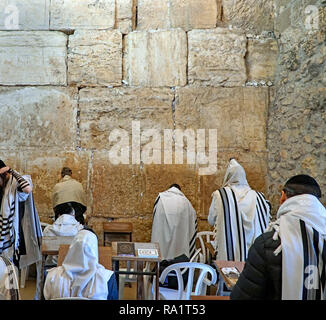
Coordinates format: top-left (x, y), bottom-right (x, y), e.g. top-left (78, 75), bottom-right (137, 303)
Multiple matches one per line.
top-left (137, 248), bottom-right (158, 258)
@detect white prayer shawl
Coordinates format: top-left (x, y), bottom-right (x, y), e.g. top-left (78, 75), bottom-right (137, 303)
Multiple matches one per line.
top-left (151, 187), bottom-right (198, 261)
top-left (212, 159), bottom-right (270, 261)
top-left (43, 230), bottom-right (114, 300)
top-left (43, 214), bottom-right (83, 266)
top-left (43, 214), bottom-right (83, 237)
top-left (0, 175), bottom-right (31, 258)
top-left (267, 194), bottom-right (326, 300)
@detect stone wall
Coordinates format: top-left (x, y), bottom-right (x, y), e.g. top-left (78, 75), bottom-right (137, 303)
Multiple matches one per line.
top-left (0, 0), bottom-right (278, 244)
top-left (268, 0), bottom-right (326, 212)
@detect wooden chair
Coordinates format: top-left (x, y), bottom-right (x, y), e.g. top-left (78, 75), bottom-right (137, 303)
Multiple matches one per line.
top-left (103, 222), bottom-right (135, 298)
top-left (57, 244), bottom-right (112, 270)
top-left (103, 222), bottom-right (133, 246)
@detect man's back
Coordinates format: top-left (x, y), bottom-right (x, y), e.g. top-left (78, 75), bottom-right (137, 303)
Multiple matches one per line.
top-left (52, 176), bottom-right (86, 208)
top-left (151, 187), bottom-right (197, 260)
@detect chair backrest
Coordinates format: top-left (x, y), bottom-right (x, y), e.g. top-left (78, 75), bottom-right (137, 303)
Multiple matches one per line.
top-left (159, 262), bottom-right (217, 300)
top-left (196, 231), bottom-right (215, 263)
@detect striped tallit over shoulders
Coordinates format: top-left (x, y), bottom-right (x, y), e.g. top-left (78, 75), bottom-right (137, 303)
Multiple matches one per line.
top-left (268, 194), bottom-right (326, 300)
top-left (212, 186), bottom-right (270, 262)
top-left (0, 255), bottom-right (20, 300)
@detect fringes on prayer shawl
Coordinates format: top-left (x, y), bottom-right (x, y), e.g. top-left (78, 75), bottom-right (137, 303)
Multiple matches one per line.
top-left (266, 220), bottom-right (282, 256)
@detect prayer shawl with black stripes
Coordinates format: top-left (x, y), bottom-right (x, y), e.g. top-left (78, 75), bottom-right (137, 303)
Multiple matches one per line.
top-left (211, 159), bottom-right (271, 261)
top-left (0, 175), bottom-right (30, 257)
top-left (267, 194), bottom-right (326, 300)
top-left (151, 187), bottom-right (198, 261)
top-left (0, 255), bottom-right (20, 300)
top-left (0, 175), bottom-right (42, 266)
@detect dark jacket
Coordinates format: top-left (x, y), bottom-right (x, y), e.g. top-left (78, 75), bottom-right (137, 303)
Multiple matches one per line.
top-left (230, 230), bottom-right (282, 300)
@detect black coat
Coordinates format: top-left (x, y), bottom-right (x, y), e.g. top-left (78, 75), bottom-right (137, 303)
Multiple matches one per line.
top-left (230, 231), bottom-right (282, 300)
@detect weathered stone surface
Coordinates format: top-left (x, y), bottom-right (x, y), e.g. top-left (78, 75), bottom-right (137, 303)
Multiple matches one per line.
top-left (116, 0), bottom-right (134, 34)
top-left (0, 0), bottom-right (49, 30)
top-left (188, 28), bottom-right (247, 87)
top-left (0, 31), bottom-right (67, 85)
top-left (91, 152), bottom-right (143, 217)
top-left (175, 87), bottom-right (269, 152)
top-left (50, 0), bottom-right (115, 30)
top-left (79, 87), bottom-right (174, 150)
top-left (222, 0), bottom-right (274, 34)
top-left (68, 30), bottom-right (122, 86)
top-left (0, 87), bottom-right (77, 150)
top-left (137, 0), bottom-right (218, 31)
top-left (123, 29), bottom-right (187, 87)
top-left (247, 38), bottom-right (278, 82)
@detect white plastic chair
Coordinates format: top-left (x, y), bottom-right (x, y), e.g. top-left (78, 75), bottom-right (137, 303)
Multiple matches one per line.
top-left (156, 262), bottom-right (217, 300)
top-left (195, 231), bottom-right (215, 264)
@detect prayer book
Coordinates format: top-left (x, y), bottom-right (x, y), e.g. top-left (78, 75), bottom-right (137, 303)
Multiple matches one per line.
top-left (117, 242), bottom-right (135, 256)
top-left (137, 248), bottom-right (159, 258)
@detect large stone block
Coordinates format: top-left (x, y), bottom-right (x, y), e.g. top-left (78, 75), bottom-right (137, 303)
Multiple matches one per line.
top-left (0, 0), bottom-right (49, 30)
top-left (123, 29), bottom-right (187, 87)
top-left (0, 87), bottom-right (77, 149)
top-left (0, 31), bottom-right (67, 85)
top-left (137, 0), bottom-right (218, 31)
top-left (247, 38), bottom-right (278, 82)
top-left (50, 0), bottom-right (115, 30)
top-left (221, 0), bottom-right (274, 34)
top-left (174, 87), bottom-right (269, 152)
top-left (68, 30), bottom-right (122, 86)
top-left (188, 28), bottom-right (247, 87)
top-left (91, 152), bottom-right (143, 217)
top-left (79, 87), bottom-right (174, 150)
top-left (116, 0), bottom-right (134, 34)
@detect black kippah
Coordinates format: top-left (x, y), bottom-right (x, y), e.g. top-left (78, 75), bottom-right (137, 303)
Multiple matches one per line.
top-left (284, 174), bottom-right (321, 198)
top-left (0, 160), bottom-right (6, 169)
top-left (285, 174), bottom-right (319, 187)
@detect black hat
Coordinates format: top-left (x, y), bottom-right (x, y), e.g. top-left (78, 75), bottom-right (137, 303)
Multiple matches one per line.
top-left (0, 160), bottom-right (6, 169)
top-left (284, 174), bottom-right (322, 198)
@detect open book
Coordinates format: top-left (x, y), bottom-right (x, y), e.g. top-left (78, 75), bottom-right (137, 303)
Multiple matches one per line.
top-left (221, 267), bottom-right (240, 287)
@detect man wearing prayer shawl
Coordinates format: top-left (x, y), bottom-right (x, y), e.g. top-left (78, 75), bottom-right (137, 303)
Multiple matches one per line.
top-left (231, 174), bottom-right (326, 300)
top-left (208, 159), bottom-right (271, 262)
top-left (0, 160), bottom-right (43, 299)
top-left (43, 203), bottom-right (84, 267)
top-left (43, 229), bottom-right (118, 300)
top-left (151, 184), bottom-right (198, 261)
